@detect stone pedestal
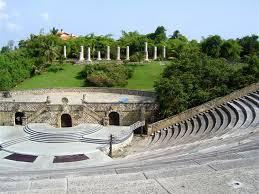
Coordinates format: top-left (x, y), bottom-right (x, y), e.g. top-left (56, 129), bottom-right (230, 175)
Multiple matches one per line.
top-left (126, 46), bottom-right (130, 60)
top-left (140, 106), bottom-right (146, 121)
top-left (144, 42), bottom-right (149, 61)
top-left (63, 46), bottom-right (67, 59)
top-left (82, 94), bottom-right (86, 103)
top-left (163, 46), bottom-right (166, 59)
top-left (97, 51), bottom-right (102, 61)
top-left (153, 46), bottom-right (157, 60)
top-left (86, 47), bottom-right (91, 62)
top-left (106, 46), bottom-right (111, 60)
top-left (46, 96), bottom-right (51, 104)
top-left (103, 116), bottom-right (109, 126)
top-left (117, 46), bottom-right (121, 61)
top-left (21, 117), bottom-right (27, 125)
top-left (79, 46), bottom-right (84, 61)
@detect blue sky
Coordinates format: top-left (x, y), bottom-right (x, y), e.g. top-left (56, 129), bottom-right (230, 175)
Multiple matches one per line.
top-left (0, 0), bottom-right (258, 47)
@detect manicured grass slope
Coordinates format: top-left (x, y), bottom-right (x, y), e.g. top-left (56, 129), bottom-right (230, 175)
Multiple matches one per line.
top-left (15, 62), bottom-right (165, 90)
top-left (126, 62), bottom-right (165, 90)
top-left (15, 64), bottom-right (85, 89)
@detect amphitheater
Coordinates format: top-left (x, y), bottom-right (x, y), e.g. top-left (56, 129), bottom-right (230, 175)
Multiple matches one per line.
top-left (0, 83), bottom-right (258, 193)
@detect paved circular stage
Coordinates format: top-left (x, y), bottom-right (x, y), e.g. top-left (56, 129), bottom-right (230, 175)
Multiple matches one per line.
top-left (0, 123), bottom-right (133, 170)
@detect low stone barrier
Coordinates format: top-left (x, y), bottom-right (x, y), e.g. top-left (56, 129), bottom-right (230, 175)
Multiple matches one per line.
top-left (1, 88), bottom-right (155, 98)
top-left (148, 82), bottom-right (259, 135)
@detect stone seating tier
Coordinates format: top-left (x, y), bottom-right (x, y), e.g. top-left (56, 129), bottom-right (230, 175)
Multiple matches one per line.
top-left (0, 87), bottom-right (258, 193)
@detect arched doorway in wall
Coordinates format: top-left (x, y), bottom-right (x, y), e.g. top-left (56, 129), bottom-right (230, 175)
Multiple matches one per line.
top-left (15, 112), bottom-right (24, 125)
top-left (109, 112), bottom-right (120, 126)
top-left (61, 114), bottom-right (72, 127)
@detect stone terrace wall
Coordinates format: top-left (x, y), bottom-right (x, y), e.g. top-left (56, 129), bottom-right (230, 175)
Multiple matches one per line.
top-left (148, 82), bottom-right (259, 135)
top-left (1, 88), bottom-right (155, 98)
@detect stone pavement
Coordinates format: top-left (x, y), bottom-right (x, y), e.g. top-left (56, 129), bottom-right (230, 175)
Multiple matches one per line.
top-left (0, 91), bottom-right (154, 104)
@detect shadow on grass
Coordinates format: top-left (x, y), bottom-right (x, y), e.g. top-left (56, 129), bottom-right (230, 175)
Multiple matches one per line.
top-left (75, 71), bottom-right (95, 87)
top-left (75, 71), bottom-right (85, 80)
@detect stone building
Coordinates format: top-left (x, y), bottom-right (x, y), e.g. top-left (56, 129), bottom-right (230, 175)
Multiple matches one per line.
top-left (57, 29), bottom-right (77, 41)
top-left (0, 88), bottom-right (158, 129)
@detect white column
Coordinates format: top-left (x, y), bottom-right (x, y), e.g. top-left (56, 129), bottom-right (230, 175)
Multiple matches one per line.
top-left (106, 46), bottom-right (111, 60)
top-left (97, 51), bottom-right (102, 61)
top-left (163, 46), bottom-right (166, 59)
top-left (144, 42), bottom-right (149, 61)
top-left (126, 46), bottom-right (130, 60)
top-left (63, 46), bottom-right (67, 59)
top-left (79, 46), bottom-right (84, 61)
top-left (153, 46), bottom-right (157, 60)
top-left (86, 47), bottom-right (91, 62)
top-left (117, 46), bottom-right (121, 61)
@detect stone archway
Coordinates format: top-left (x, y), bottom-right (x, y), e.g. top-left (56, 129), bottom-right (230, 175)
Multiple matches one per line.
top-left (108, 112), bottom-right (120, 126)
top-left (15, 112), bottom-right (24, 125)
top-left (61, 114), bottom-right (72, 127)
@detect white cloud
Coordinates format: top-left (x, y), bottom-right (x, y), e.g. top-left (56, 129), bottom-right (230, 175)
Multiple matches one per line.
top-left (0, 0), bottom-right (6, 11)
top-left (0, 12), bottom-right (8, 20)
top-left (40, 12), bottom-right (49, 21)
top-left (0, 0), bottom-right (22, 32)
top-left (6, 22), bottom-right (21, 32)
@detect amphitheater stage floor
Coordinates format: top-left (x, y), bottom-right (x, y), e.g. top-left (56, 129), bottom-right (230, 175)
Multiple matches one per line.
top-left (0, 123), bottom-right (132, 170)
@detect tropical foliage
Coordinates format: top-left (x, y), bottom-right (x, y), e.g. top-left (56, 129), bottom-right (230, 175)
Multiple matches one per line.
top-left (155, 54), bottom-right (259, 117)
top-left (0, 26), bottom-right (258, 121)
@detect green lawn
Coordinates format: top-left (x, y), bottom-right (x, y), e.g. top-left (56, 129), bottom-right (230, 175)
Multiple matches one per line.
top-left (15, 64), bottom-right (85, 89)
top-left (15, 62), bottom-right (166, 90)
top-left (125, 62), bottom-right (166, 90)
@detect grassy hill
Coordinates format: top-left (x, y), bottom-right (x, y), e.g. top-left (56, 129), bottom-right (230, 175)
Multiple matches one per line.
top-left (15, 62), bottom-right (166, 91)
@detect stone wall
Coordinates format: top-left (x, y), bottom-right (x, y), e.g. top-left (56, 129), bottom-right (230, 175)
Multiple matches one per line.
top-left (0, 102), bottom-right (158, 127)
top-left (0, 88), bottom-right (158, 127)
top-left (148, 82), bottom-right (259, 134)
top-left (2, 87), bottom-right (155, 98)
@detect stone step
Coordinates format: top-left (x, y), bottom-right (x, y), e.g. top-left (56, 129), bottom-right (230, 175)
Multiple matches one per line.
top-left (0, 174), bottom-right (167, 194)
top-left (156, 168), bottom-right (259, 194)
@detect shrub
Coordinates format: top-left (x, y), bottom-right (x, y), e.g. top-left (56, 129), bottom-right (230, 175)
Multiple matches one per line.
top-left (130, 52), bottom-right (143, 62)
top-left (47, 64), bottom-right (64, 73)
top-left (82, 63), bottom-right (133, 87)
top-left (0, 50), bottom-right (36, 90)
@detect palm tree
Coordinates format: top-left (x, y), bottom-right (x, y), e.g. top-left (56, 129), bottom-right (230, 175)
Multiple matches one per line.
top-left (50, 27), bottom-right (59, 35)
top-left (44, 42), bottom-right (59, 63)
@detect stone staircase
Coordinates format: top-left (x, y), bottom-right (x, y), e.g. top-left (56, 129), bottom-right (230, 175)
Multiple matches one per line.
top-left (23, 124), bottom-right (104, 143)
top-left (26, 105), bottom-right (48, 123)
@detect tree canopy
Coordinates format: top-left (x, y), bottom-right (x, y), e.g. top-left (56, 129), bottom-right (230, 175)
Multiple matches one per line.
top-left (0, 26), bottom-right (258, 105)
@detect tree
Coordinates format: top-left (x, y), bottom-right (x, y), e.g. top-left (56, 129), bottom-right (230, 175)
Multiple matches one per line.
top-left (201, 35), bottom-right (223, 58)
top-left (1, 40), bottom-right (15, 53)
top-left (39, 28), bottom-right (45, 35)
top-left (7, 40), bottom-right (15, 50)
top-left (169, 30), bottom-right (187, 40)
top-left (44, 44), bottom-right (59, 63)
top-left (220, 39), bottom-right (242, 61)
top-left (238, 35), bottom-right (259, 57)
top-left (0, 46), bottom-right (11, 54)
top-left (146, 26), bottom-right (167, 44)
top-left (171, 30), bottom-right (181, 39)
top-left (166, 38), bottom-right (200, 59)
top-left (154, 54), bottom-right (243, 117)
top-left (18, 34), bottom-right (62, 65)
top-left (50, 27), bottom-right (59, 35)
top-left (118, 31), bottom-right (148, 55)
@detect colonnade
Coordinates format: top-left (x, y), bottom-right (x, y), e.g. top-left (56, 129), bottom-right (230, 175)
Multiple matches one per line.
top-left (63, 42), bottom-right (166, 62)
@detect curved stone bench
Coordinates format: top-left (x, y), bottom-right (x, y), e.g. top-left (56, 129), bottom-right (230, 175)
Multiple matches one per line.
top-left (146, 91), bottom-right (259, 150)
